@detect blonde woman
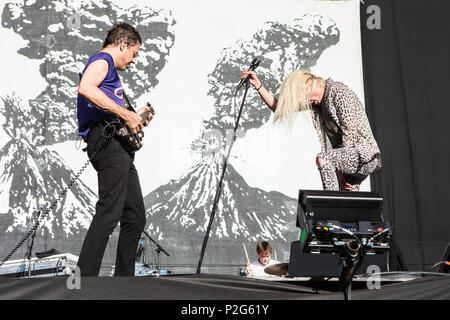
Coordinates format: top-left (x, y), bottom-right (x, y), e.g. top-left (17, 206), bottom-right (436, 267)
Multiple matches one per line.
top-left (241, 69), bottom-right (382, 191)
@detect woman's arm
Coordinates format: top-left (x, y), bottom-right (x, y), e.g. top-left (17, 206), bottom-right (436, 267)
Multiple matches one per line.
top-left (241, 69), bottom-right (277, 112)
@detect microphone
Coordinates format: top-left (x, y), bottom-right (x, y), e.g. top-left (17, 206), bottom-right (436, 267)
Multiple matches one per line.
top-left (237, 57), bottom-right (261, 90)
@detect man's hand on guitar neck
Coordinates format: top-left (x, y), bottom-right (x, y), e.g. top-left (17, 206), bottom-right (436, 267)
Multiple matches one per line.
top-left (137, 105), bottom-right (154, 127)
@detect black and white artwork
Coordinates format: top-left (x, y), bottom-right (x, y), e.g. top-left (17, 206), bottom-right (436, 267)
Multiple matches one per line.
top-left (0, 0), bottom-right (365, 275)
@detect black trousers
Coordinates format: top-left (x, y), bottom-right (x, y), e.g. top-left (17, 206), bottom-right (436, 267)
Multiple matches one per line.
top-left (77, 123), bottom-right (146, 276)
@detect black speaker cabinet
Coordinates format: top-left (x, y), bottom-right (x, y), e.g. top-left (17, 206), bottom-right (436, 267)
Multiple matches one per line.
top-left (288, 241), bottom-right (389, 277)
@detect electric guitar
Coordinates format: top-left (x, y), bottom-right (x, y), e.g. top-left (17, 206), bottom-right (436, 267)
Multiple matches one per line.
top-left (115, 102), bottom-right (155, 153)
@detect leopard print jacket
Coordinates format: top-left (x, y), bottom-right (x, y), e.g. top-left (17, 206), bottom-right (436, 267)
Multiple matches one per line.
top-left (310, 78), bottom-right (382, 166)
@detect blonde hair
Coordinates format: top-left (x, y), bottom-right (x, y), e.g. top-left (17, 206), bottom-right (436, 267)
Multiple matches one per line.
top-left (274, 69), bottom-right (323, 123)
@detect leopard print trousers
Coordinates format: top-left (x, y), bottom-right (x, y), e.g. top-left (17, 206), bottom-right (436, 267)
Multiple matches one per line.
top-left (317, 147), bottom-right (381, 191)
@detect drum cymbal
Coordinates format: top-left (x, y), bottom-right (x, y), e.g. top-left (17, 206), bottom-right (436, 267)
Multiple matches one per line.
top-left (264, 263), bottom-right (288, 276)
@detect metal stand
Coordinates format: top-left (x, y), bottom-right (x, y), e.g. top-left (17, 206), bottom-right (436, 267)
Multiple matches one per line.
top-left (196, 81), bottom-right (251, 274)
top-left (338, 240), bottom-right (365, 300)
top-left (335, 226), bottom-right (389, 300)
top-left (142, 230), bottom-right (170, 275)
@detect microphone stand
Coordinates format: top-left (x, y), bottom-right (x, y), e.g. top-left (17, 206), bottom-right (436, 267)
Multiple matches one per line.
top-left (142, 230), bottom-right (169, 274)
top-left (327, 223), bottom-right (364, 300)
top-left (332, 226), bottom-right (389, 300)
top-left (338, 241), bottom-right (365, 301)
top-left (136, 235), bottom-right (146, 264)
top-left (196, 80), bottom-right (252, 274)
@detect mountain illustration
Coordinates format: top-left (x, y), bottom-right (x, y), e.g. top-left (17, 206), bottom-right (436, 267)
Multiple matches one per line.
top-left (0, 0), bottom-right (176, 250)
top-left (141, 15), bottom-right (340, 268)
top-left (0, 94), bottom-right (96, 239)
top-left (0, 0), bottom-right (340, 273)
top-left (144, 154), bottom-right (298, 242)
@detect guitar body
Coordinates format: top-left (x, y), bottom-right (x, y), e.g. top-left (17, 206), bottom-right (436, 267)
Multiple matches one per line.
top-left (114, 102), bottom-right (155, 153)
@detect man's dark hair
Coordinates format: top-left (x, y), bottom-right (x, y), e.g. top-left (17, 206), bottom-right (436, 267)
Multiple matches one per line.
top-left (103, 22), bottom-right (142, 48)
top-left (256, 241), bottom-right (272, 254)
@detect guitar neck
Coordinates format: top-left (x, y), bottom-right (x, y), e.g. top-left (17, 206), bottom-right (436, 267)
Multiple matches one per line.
top-left (139, 104), bottom-right (155, 124)
top-left (139, 111), bottom-right (150, 124)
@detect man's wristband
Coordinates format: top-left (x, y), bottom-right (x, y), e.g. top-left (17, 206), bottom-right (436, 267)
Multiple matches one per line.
top-left (256, 83), bottom-right (263, 91)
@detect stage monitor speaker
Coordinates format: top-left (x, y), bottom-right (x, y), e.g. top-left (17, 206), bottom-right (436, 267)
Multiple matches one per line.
top-left (296, 190), bottom-right (384, 228)
top-left (0, 253), bottom-right (78, 278)
top-left (288, 190), bottom-right (391, 277)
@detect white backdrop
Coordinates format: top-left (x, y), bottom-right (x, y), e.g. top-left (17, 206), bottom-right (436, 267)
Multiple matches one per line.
top-left (0, 0), bottom-right (368, 199)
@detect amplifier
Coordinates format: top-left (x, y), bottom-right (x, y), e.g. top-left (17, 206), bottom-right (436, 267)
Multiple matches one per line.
top-left (0, 253), bottom-right (78, 278)
top-left (288, 190), bottom-right (391, 277)
top-left (296, 190), bottom-right (390, 254)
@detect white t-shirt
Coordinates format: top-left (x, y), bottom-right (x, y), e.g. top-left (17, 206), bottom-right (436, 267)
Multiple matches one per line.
top-left (248, 259), bottom-right (279, 277)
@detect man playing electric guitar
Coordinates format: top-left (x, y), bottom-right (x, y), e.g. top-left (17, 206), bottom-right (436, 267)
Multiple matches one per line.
top-left (76, 22), bottom-right (153, 276)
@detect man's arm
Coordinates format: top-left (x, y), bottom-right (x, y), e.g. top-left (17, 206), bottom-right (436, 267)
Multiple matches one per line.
top-left (78, 59), bottom-right (143, 133)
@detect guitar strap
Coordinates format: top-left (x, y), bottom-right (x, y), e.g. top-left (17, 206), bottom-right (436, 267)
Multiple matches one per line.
top-left (122, 90), bottom-right (136, 113)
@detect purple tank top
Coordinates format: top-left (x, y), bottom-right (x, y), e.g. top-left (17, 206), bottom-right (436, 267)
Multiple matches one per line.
top-left (77, 52), bottom-right (125, 140)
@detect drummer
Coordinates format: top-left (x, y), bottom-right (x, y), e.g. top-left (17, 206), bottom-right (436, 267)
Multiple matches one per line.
top-left (246, 241), bottom-right (279, 277)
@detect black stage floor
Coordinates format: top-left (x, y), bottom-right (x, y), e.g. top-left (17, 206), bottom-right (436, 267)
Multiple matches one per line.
top-left (1, 272), bottom-right (449, 300)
